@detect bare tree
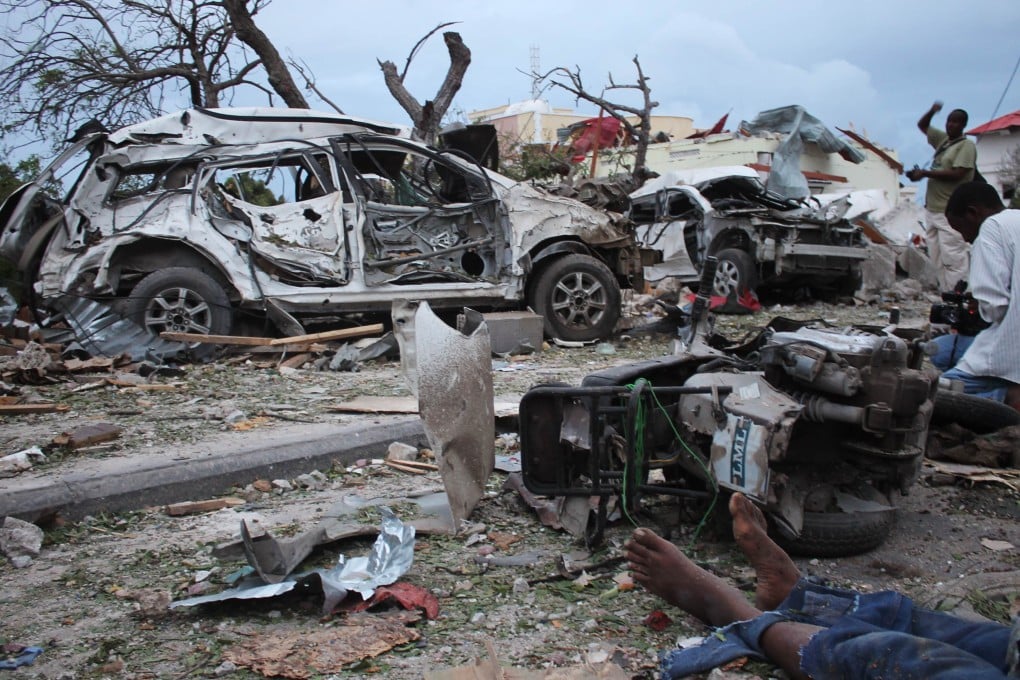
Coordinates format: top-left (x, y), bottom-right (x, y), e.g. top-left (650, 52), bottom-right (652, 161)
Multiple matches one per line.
top-left (0, 0), bottom-right (299, 144)
top-left (542, 56), bottom-right (658, 180)
top-left (222, 0), bottom-right (306, 109)
top-left (378, 23), bottom-right (470, 145)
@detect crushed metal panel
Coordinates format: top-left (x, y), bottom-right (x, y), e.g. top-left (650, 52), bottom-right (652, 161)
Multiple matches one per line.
top-left (50, 296), bottom-right (187, 362)
top-left (392, 299), bottom-right (495, 525)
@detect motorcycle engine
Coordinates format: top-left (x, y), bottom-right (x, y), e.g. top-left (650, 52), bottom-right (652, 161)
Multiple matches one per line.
top-left (758, 326), bottom-right (935, 438)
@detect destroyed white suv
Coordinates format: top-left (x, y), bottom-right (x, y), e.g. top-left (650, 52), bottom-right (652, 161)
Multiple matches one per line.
top-left (0, 108), bottom-right (643, 342)
top-left (630, 167), bottom-right (868, 298)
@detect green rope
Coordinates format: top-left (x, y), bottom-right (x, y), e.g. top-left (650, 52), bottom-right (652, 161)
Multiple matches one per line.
top-left (624, 378), bottom-right (720, 548)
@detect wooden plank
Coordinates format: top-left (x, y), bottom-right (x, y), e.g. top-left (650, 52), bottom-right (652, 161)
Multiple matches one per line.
top-left (267, 323), bottom-right (385, 346)
top-left (164, 497), bottom-right (246, 516)
top-left (328, 396), bottom-right (419, 414)
top-left (159, 332), bottom-right (276, 346)
top-left (0, 403), bottom-right (70, 415)
top-left (279, 352), bottom-right (312, 369)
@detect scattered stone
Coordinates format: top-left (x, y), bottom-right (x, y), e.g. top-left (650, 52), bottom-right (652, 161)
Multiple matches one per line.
top-left (512, 577), bottom-right (529, 594)
top-left (454, 580), bottom-right (473, 593)
top-left (223, 410), bottom-right (246, 424)
top-left (0, 446), bottom-right (45, 478)
top-left (469, 612), bottom-right (486, 625)
top-left (118, 588), bottom-right (172, 618)
top-left (270, 479), bottom-right (293, 492)
top-left (294, 470), bottom-right (328, 490)
top-left (0, 517), bottom-right (43, 568)
top-left (212, 661), bottom-right (237, 677)
top-left (252, 479), bottom-right (272, 493)
top-left (386, 441), bottom-right (419, 462)
top-left (52, 422), bottom-right (123, 449)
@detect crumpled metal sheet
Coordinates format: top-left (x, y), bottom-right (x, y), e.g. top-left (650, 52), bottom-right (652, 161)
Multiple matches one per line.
top-left (47, 296), bottom-right (186, 362)
top-left (739, 105), bottom-right (865, 200)
top-left (393, 300), bottom-right (495, 526)
top-left (171, 510), bottom-right (416, 614)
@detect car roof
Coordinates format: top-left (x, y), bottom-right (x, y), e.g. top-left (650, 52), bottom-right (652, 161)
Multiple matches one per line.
top-left (107, 108), bottom-right (413, 149)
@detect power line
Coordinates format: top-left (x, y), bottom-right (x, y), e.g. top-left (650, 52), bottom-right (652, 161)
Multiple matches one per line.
top-left (990, 52), bottom-right (1020, 121)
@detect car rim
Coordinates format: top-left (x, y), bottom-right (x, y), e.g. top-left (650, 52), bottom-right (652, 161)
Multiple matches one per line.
top-left (714, 260), bottom-right (740, 296)
top-left (144, 286), bottom-right (213, 334)
top-left (550, 271), bottom-right (607, 328)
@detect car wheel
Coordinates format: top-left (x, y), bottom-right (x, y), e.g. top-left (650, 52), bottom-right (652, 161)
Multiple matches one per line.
top-left (773, 507), bottom-right (895, 557)
top-left (529, 254), bottom-right (621, 342)
top-left (126, 267), bottom-right (233, 339)
top-left (932, 389), bottom-right (1020, 433)
top-left (712, 248), bottom-right (757, 297)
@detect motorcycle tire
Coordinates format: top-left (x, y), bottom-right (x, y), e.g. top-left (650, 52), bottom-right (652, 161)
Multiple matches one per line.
top-left (932, 389), bottom-right (1020, 433)
top-left (773, 508), bottom-right (895, 558)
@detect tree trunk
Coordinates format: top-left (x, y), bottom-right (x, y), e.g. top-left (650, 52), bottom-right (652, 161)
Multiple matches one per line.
top-left (223, 0), bottom-right (308, 109)
top-left (378, 30), bottom-right (470, 144)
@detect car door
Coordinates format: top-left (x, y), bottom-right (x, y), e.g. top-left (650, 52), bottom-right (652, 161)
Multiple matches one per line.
top-left (199, 149), bottom-right (349, 286)
top-left (331, 134), bottom-right (509, 288)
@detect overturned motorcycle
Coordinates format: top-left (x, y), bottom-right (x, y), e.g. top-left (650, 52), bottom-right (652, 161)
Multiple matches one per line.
top-left (519, 259), bottom-right (938, 557)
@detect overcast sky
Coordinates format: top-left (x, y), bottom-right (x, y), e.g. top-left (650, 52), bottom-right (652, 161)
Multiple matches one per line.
top-left (246, 0), bottom-right (1020, 171)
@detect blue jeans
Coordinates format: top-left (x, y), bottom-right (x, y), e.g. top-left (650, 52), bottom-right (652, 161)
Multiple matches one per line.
top-left (931, 333), bottom-right (976, 371)
top-left (660, 578), bottom-right (1012, 679)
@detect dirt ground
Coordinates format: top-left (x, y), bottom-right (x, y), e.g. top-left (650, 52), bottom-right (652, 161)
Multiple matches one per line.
top-left (2, 296), bottom-right (1019, 679)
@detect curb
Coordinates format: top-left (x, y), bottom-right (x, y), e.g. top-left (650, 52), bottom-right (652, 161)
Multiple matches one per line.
top-left (1, 416), bottom-right (427, 522)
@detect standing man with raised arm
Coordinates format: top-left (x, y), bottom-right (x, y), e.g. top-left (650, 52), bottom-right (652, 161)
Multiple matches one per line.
top-left (906, 101), bottom-right (978, 290)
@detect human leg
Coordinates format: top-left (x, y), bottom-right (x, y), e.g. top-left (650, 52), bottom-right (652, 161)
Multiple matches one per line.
top-left (926, 209), bottom-right (970, 290)
top-left (930, 332), bottom-right (975, 370)
top-left (728, 492), bottom-right (800, 610)
top-left (941, 366), bottom-right (1010, 401)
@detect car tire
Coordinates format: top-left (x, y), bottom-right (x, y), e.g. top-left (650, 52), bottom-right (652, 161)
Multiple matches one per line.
top-left (773, 508), bottom-right (895, 557)
top-left (126, 267), bottom-right (233, 340)
top-left (529, 254), bottom-right (621, 342)
top-left (712, 248), bottom-right (757, 298)
top-left (932, 389), bottom-right (1020, 433)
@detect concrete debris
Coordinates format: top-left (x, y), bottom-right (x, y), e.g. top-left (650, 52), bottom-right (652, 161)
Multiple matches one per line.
top-left (114, 588), bottom-right (173, 618)
top-left (0, 516), bottom-right (44, 568)
top-left (386, 441), bottom-right (419, 462)
top-left (897, 247), bottom-right (939, 290)
top-left (0, 446), bottom-right (46, 477)
top-left (858, 243), bottom-right (898, 295)
top-left (52, 422), bottom-right (123, 449)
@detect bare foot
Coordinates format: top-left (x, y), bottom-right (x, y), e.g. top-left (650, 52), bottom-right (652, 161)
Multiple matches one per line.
top-left (625, 527), bottom-right (759, 627)
top-left (729, 493), bottom-right (800, 610)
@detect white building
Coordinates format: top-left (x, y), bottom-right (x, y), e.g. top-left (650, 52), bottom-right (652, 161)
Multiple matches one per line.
top-left (968, 110), bottom-right (1020, 200)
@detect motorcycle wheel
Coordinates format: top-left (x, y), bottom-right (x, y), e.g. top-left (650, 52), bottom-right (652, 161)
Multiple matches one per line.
top-left (932, 389), bottom-right (1020, 433)
top-left (773, 508), bottom-right (895, 558)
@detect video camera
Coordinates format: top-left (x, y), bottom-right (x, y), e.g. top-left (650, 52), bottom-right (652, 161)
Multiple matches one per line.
top-left (929, 284), bottom-right (990, 337)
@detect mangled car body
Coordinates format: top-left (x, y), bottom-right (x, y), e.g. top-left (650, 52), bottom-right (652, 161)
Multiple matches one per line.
top-left (0, 108), bottom-right (642, 342)
top-left (629, 166), bottom-right (869, 297)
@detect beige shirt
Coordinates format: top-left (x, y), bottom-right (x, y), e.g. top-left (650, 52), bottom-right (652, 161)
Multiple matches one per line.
top-left (924, 127), bottom-right (976, 213)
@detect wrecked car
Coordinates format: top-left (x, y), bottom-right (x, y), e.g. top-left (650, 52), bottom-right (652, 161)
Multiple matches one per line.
top-left (519, 260), bottom-right (937, 556)
top-left (629, 166), bottom-right (869, 298)
top-left (0, 108), bottom-right (643, 343)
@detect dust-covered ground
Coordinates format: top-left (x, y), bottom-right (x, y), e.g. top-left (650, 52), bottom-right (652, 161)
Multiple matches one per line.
top-left (3, 295), bottom-right (1019, 679)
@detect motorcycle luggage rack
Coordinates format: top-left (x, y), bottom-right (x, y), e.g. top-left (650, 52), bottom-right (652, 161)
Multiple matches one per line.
top-left (519, 381), bottom-right (732, 543)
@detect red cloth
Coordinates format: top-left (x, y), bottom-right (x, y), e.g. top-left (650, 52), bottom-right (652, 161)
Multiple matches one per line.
top-left (570, 116), bottom-right (622, 161)
top-left (337, 582), bottom-right (440, 620)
